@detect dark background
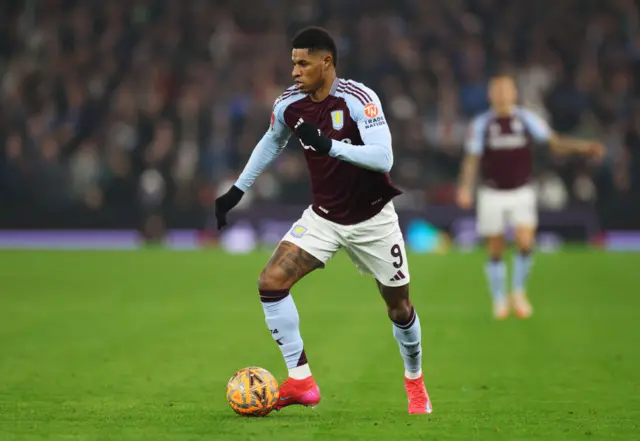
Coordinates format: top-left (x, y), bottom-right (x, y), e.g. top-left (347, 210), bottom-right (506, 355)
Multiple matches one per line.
top-left (1, 0), bottom-right (639, 233)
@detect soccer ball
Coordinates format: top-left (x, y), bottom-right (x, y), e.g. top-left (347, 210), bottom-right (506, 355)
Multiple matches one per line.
top-left (226, 367), bottom-right (279, 416)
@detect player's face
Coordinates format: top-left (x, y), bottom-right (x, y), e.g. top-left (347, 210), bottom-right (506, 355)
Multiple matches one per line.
top-left (489, 77), bottom-right (518, 109)
top-left (292, 48), bottom-right (331, 94)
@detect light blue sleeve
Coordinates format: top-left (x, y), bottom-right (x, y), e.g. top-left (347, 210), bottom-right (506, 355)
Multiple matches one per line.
top-left (464, 114), bottom-right (490, 155)
top-left (518, 108), bottom-right (553, 143)
top-left (235, 102), bottom-right (291, 192)
top-left (329, 84), bottom-right (393, 173)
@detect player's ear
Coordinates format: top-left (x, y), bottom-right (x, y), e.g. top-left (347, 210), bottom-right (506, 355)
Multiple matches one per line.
top-left (324, 55), bottom-right (332, 71)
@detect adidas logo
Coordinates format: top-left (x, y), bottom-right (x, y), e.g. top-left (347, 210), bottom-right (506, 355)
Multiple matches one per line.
top-left (390, 270), bottom-right (406, 282)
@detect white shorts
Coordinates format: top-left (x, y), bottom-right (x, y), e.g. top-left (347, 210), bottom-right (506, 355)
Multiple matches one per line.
top-left (282, 201), bottom-right (410, 287)
top-left (477, 185), bottom-right (537, 236)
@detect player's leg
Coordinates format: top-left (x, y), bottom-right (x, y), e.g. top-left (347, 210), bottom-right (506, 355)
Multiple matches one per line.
top-left (375, 281), bottom-right (422, 377)
top-left (477, 188), bottom-right (509, 319)
top-left (258, 209), bottom-right (339, 410)
top-left (259, 241), bottom-right (323, 378)
top-left (510, 187), bottom-right (537, 318)
top-left (342, 202), bottom-right (432, 414)
top-left (374, 280), bottom-right (432, 414)
top-left (485, 234), bottom-right (508, 319)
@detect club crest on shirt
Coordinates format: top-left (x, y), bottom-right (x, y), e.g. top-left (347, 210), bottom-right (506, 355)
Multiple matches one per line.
top-left (290, 225), bottom-right (307, 238)
top-left (331, 110), bottom-right (344, 130)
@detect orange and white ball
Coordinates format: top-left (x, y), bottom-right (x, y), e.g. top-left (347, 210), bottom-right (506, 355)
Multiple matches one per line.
top-left (226, 367), bottom-right (279, 416)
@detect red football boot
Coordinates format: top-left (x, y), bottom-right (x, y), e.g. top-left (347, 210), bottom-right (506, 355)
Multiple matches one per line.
top-left (274, 376), bottom-right (321, 410)
top-left (405, 375), bottom-right (433, 415)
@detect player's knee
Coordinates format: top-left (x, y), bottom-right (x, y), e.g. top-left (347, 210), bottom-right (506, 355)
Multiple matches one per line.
top-left (488, 250), bottom-right (503, 261)
top-left (388, 297), bottom-right (413, 324)
top-left (487, 236), bottom-right (505, 258)
top-left (380, 284), bottom-right (412, 324)
top-left (517, 243), bottom-right (534, 254)
top-left (258, 269), bottom-right (283, 292)
top-left (258, 265), bottom-right (291, 292)
top-left (515, 228), bottom-right (535, 253)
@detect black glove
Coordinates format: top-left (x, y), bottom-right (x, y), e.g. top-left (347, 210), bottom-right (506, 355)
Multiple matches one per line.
top-left (294, 118), bottom-right (332, 154)
top-left (214, 185), bottom-right (244, 230)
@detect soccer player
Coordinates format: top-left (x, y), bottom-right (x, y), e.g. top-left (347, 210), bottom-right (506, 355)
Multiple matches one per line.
top-left (214, 27), bottom-right (432, 414)
top-left (457, 74), bottom-right (605, 320)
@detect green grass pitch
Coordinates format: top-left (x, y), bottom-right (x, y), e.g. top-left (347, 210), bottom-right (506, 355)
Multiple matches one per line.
top-left (0, 249), bottom-right (639, 440)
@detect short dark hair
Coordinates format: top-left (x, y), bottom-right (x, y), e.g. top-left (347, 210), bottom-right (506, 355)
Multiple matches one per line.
top-left (491, 69), bottom-right (516, 81)
top-left (292, 27), bottom-right (338, 67)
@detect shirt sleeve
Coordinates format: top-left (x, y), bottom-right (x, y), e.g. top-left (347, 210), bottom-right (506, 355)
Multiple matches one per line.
top-left (234, 102), bottom-right (291, 192)
top-left (518, 108), bottom-right (553, 143)
top-left (328, 85), bottom-right (393, 173)
top-left (464, 114), bottom-right (489, 155)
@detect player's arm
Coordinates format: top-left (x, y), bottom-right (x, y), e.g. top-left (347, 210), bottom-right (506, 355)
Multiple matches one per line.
top-left (214, 106), bottom-right (291, 229)
top-left (329, 91), bottom-right (393, 172)
top-left (234, 126), bottom-right (290, 192)
top-left (328, 127), bottom-right (392, 172)
top-left (459, 154), bottom-right (480, 190)
top-left (547, 134), bottom-right (604, 157)
top-left (519, 109), bottom-right (605, 158)
top-left (292, 88), bottom-right (392, 172)
top-left (456, 116), bottom-right (486, 209)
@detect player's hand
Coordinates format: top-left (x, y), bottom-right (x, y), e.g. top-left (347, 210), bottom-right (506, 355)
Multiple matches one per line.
top-left (585, 142), bottom-right (606, 161)
top-left (294, 118), bottom-right (332, 154)
top-left (214, 185), bottom-right (244, 230)
top-left (456, 186), bottom-right (473, 210)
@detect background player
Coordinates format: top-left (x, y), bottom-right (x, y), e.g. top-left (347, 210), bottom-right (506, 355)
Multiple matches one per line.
top-left (457, 74), bottom-right (605, 320)
top-left (214, 27), bottom-right (432, 414)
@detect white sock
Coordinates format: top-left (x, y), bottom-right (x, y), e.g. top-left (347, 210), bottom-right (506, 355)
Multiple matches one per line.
top-left (288, 364), bottom-right (312, 380)
top-left (392, 308), bottom-right (423, 376)
top-left (405, 369), bottom-right (423, 380)
top-left (260, 291), bottom-right (309, 371)
top-left (485, 259), bottom-right (507, 302)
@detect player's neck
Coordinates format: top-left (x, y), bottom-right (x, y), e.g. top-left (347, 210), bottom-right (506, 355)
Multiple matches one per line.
top-left (493, 105), bottom-right (515, 117)
top-left (309, 72), bottom-right (337, 102)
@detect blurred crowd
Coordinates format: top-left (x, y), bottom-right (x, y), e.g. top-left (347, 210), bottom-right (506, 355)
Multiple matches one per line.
top-left (1, 0), bottom-right (639, 229)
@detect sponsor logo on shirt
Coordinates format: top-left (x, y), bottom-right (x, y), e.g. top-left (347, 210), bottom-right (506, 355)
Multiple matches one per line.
top-left (364, 115), bottom-right (386, 130)
top-left (362, 103), bottom-right (386, 129)
top-left (364, 103), bottom-right (379, 118)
